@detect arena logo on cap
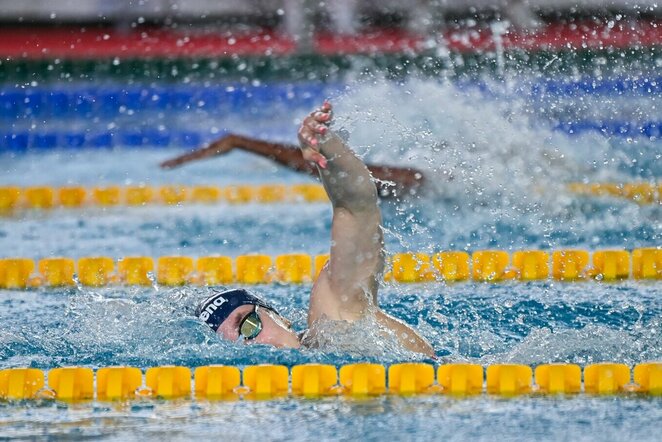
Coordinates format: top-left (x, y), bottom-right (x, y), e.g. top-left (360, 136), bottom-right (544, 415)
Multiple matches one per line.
top-left (199, 296), bottom-right (228, 321)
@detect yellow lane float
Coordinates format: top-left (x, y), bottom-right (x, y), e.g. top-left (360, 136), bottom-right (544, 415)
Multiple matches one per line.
top-left (0, 248), bottom-right (659, 289)
top-left (1, 362), bottom-right (658, 402)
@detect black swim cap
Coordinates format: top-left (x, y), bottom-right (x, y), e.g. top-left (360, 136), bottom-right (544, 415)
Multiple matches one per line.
top-left (195, 288), bottom-right (277, 332)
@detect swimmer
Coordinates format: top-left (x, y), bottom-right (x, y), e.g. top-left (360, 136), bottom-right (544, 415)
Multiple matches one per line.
top-left (195, 102), bottom-right (435, 357)
top-left (160, 132), bottom-right (426, 198)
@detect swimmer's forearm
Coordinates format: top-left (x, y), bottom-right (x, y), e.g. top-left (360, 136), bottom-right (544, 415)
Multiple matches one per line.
top-left (317, 133), bottom-right (378, 213)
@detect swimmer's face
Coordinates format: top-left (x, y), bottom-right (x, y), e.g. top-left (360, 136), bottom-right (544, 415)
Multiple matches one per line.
top-left (217, 305), bottom-right (300, 349)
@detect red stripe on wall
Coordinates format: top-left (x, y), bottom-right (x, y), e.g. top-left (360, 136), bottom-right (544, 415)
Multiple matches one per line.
top-left (0, 21), bottom-right (660, 59)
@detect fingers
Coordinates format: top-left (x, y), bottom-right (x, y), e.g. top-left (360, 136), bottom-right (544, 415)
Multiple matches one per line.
top-left (309, 119), bottom-right (329, 135)
top-left (298, 116), bottom-right (328, 146)
top-left (299, 103), bottom-right (332, 140)
top-left (311, 101), bottom-right (333, 123)
top-left (297, 120), bottom-right (318, 147)
top-left (312, 109), bottom-right (332, 121)
top-left (298, 101), bottom-right (334, 168)
top-left (301, 148), bottom-right (328, 169)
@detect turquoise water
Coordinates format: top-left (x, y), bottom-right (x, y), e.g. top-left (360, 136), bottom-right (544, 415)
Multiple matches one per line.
top-left (0, 77), bottom-right (660, 440)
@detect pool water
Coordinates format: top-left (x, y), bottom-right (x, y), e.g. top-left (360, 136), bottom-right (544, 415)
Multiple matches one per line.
top-left (0, 76), bottom-right (660, 440)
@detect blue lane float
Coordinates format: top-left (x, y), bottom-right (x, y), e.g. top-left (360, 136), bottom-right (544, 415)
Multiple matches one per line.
top-left (0, 130), bottom-right (212, 151)
top-left (455, 76), bottom-right (662, 98)
top-left (2, 121), bottom-right (661, 152)
top-left (0, 83), bottom-right (341, 119)
top-left (2, 77), bottom-right (661, 120)
top-left (553, 121), bottom-right (662, 137)
top-left (530, 77), bottom-right (662, 96)
top-left (1, 77), bottom-right (660, 152)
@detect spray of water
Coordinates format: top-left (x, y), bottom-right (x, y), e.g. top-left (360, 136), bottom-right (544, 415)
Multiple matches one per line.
top-left (331, 77), bottom-right (609, 201)
top-left (319, 77), bottom-right (660, 251)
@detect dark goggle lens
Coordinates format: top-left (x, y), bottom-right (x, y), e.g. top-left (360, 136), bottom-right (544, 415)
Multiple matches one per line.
top-left (239, 311), bottom-right (262, 340)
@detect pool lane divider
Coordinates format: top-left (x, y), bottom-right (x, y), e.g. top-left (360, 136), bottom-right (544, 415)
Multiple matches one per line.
top-left (2, 119), bottom-right (660, 152)
top-left (0, 184), bottom-right (329, 213)
top-left (0, 83), bottom-right (340, 120)
top-left (0, 182), bottom-right (659, 214)
top-left (567, 182), bottom-right (662, 204)
top-left (0, 362), bottom-right (660, 401)
top-left (2, 77), bottom-right (660, 122)
top-left (0, 248), bottom-right (660, 289)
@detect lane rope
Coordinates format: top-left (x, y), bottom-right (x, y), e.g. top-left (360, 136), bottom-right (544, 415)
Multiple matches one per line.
top-left (0, 182), bottom-right (659, 213)
top-left (2, 119), bottom-right (660, 153)
top-left (0, 248), bottom-right (659, 289)
top-left (0, 184), bottom-right (329, 211)
top-left (0, 362), bottom-right (659, 400)
top-left (2, 77), bottom-right (660, 121)
top-left (567, 182), bottom-right (661, 204)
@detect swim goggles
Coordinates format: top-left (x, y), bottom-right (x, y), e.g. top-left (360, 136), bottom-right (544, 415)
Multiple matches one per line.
top-left (239, 305), bottom-right (263, 340)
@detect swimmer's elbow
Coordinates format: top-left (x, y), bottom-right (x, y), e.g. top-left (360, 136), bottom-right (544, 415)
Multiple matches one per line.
top-left (327, 177), bottom-right (379, 214)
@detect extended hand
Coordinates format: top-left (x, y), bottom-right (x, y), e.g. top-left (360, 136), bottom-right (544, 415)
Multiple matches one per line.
top-left (159, 135), bottom-right (234, 169)
top-left (297, 101), bottom-right (333, 169)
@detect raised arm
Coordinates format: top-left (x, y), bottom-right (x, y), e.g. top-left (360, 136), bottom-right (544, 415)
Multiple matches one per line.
top-left (159, 134), bottom-right (316, 173)
top-left (299, 104), bottom-right (383, 319)
top-left (300, 103), bottom-right (435, 357)
top-left (160, 134), bottom-right (426, 197)
top-left (298, 103), bottom-right (383, 324)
